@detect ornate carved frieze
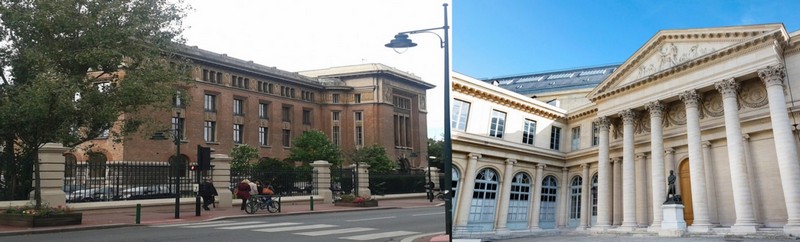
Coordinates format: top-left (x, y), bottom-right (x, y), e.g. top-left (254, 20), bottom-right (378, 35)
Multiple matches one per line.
top-left (702, 92), bottom-right (725, 118)
top-left (637, 43), bottom-right (717, 78)
top-left (758, 64), bottom-right (786, 88)
top-left (612, 118), bottom-right (622, 140)
top-left (667, 102), bottom-right (687, 126)
top-left (738, 80), bottom-right (768, 108)
top-left (714, 78), bottom-right (740, 99)
top-left (637, 111), bottom-right (650, 134)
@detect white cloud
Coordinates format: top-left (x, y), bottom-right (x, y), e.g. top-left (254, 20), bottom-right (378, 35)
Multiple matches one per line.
top-left (181, 0), bottom-right (451, 139)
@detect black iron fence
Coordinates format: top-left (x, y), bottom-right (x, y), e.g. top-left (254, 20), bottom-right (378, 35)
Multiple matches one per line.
top-left (230, 166), bottom-right (317, 197)
top-left (369, 170), bottom-right (427, 195)
top-left (64, 161), bottom-right (209, 203)
top-left (330, 167), bottom-right (354, 195)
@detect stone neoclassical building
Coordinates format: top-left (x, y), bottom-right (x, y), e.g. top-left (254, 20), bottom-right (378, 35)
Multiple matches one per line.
top-left (452, 24), bottom-right (800, 238)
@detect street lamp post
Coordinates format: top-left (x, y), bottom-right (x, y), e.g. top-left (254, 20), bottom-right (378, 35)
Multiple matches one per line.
top-left (384, 3), bottom-right (452, 235)
top-left (152, 90), bottom-right (182, 219)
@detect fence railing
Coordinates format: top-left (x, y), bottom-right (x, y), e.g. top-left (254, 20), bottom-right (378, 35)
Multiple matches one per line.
top-left (230, 166), bottom-right (317, 197)
top-left (64, 161), bottom-right (210, 203)
top-left (369, 170), bottom-right (427, 195)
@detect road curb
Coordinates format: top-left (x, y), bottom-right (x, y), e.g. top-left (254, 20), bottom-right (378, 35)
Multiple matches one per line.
top-left (207, 206), bottom-right (404, 221)
top-left (0, 223), bottom-right (131, 237)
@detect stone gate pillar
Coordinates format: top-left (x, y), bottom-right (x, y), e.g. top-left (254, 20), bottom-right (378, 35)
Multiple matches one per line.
top-left (350, 163), bottom-right (371, 197)
top-left (311, 160), bottom-right (332, 203)
top-left (36, 143), bottom-right (69, 207)
top-left (211, 154), bottom-right (232, 208)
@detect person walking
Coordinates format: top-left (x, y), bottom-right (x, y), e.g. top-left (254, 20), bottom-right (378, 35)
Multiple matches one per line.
top-left (236, 179), bottom-right (252, 210)
top-left (199, 178), bottom-right (218, 211)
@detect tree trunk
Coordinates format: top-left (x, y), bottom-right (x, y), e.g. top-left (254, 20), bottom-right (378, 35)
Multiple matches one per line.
top-left (33, 151), bottom-right (41, 209)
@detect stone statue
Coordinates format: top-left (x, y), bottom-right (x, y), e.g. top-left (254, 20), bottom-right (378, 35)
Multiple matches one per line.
top-left (664, 170), bottom-right (681, 204)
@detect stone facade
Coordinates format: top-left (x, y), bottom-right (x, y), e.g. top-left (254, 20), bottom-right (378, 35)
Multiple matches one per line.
top-left (71, 46), bottom-right (433, 169)
top-left (452, 24), bottom-right (800, 239)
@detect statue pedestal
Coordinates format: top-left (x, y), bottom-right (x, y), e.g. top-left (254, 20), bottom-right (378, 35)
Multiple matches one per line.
top-left (659, 204), bottom-right (686, 237)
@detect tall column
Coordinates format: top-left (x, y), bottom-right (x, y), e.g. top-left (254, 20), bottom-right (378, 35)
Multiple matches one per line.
top-left (679, 89), bottom-right (712, 232)
top-left (581, 164), bottom-right (591, 228)
top-left (758, 65), bottom-right (800, 235)
top-left (619, 109), bottom-right (638, 230)
top-left (37, 143), bottom-right (70, 208)
top-left (613, 157), bottom-right (623, 226)
top-left (741, 134), bottom-right (761, 225)
top-left (646, 101), bottom-right (666, 231)
top-left (529, 164), bottom-right (546, 230)
top-left (636, 153), bottom-right (648, 227)
top-left (715, 78), bottom-right (758, 232)
top-left (665, 148), bottom-right (677, 195)
top-left (495, 159), bottom-right (517, 235)
top-left (557, 167), bottom-right (569, 228)
top-left (455, 153), bottom-right (481, 232)
top-left (594, 117), bottom-right (613, 229)
top-left (701, 141), bottom-right (719, 225)
top-left (211, 154), bottom-right (233, 208)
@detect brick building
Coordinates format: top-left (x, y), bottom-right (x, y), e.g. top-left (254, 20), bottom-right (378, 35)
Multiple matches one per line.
top-left (68, 45), bottom-right (433, 170)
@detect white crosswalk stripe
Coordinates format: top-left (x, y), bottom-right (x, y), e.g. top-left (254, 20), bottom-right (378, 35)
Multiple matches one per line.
top-left (294, 227), bottom-right (376, 236)
top-left (184, 221), bottom-right (261, 228)
top-left (150, 221), bottom-right (232, 228)
top-left (216, 222), bottom-right (300, 230)
top-left (253, 224), bottom-right (338, 232)
top-left (340, 231), bottom-right (420, 241)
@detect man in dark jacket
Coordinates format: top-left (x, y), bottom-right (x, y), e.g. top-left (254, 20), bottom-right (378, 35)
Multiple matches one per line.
top-left (200, 178), bottom-right (218, 211)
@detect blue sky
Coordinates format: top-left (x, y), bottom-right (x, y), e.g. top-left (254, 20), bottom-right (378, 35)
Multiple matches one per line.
top-left (453, 0), bottom-right (800, 79)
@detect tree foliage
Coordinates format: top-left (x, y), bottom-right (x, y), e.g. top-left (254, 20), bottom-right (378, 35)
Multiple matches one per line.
top-left (351, 145), bottom-right (396, 173)
top-left (230, 144), bottom-right (259, 171)
top-left (427, 138), bottom-right (444, 170)
top-left (286, 130), bottom-right (342, 167)
top-left (0, 0), bottom-right (190, 205)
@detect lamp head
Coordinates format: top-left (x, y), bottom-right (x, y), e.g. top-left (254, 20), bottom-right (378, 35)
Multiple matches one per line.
top-left (385, 33), bottom-right (418, 49)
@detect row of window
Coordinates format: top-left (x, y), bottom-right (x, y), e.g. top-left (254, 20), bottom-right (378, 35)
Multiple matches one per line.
top-left (202, 69), bottom-right (317, 102)
top-left (453, 99), bottom-right (602, 151)
top-left (330, 93), bottom-right (363, 104)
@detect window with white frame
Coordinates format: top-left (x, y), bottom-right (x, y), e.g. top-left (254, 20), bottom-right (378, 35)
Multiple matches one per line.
top-left (571, 126), bottom-right (581, 150)
top-left (355, 111), bottom-right (364, 147)
top-left (452, 99), bottom-right (470, 131)
top-left (523, 119), bottom-right (536, 145)
top-left (204, 121), bottom-right (216, 142)
top-left (233, 124), bottom-right (243, 144)
top-left (233, 98), bottom-right (244, 116)
top-left (259, 103), bottom-right (269, 119)
top-left (592, 123), bottom-right (599, 146)
top-left (259, 127), bottom-right (268, 146)
top-left (282, 129), bottom-right (291, 147)
top-left (489, 110), bottom-right (506, 138)
top-left (332, 126), bottom-right (340, 146)
top-left (550, 126), bottom-right (562, 150)
top-left (204, 94), bottom-right (216, 112)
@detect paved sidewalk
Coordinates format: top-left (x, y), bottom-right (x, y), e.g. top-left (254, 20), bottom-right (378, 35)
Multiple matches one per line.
top-left (0, 197), bottom-right (446, 241)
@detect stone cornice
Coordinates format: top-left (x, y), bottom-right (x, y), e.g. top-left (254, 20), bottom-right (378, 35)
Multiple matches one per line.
top-left (452, 81), bottom-right (566, 120)
top-left (589, 27), bottom-right (789, 102)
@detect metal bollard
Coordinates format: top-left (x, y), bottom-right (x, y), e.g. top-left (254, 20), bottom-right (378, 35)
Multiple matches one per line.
top-left (135, 204), bottom-right (141, 224)
top-left (310, 196), bottom-right (314, 211)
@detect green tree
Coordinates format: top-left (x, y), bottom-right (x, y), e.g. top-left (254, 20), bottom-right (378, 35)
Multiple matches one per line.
top-left (287, 130), bottom-right (342, 167)
top-left (230, 144), bottom-right (259, 171)
top-left (0, 0), bottom-right (190, 207)
top-left (427, 138), bottom-right (444, 170)
top-left (351, 145), bottom-right (396, 173)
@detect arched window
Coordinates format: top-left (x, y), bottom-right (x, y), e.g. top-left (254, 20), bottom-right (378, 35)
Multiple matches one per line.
top-left (88, 153), bottom-right (107, 178)
top-left (508, 172), bottom-right (531, 230)
top-left (569, 176), bottom-right (583, 227)
top-left (539, 175), bottom-right (558, 229)
top-left (452, 167), bottom-right (460, 209)
top-left (468, 168), bottom-right (499, 231)
top-left (592, 173), bottom-right (598, 217)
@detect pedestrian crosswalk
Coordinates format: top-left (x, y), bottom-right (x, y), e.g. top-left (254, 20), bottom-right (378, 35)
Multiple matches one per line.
top-left (150, 220), bottom-right (421, 241)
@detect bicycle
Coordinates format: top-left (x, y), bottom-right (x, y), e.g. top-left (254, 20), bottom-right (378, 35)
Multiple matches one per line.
top-left (245, 195), bottom-right (279, 214)
top-left (435, 190), bottom-right (446, 201)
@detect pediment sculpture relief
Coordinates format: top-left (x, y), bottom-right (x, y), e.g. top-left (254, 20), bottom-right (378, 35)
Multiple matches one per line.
top-left (637, 43), bottom-right (717, 79)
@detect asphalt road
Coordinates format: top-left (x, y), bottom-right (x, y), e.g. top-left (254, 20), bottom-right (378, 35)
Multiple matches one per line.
top-left (4, 206), bottom-right (445, 242)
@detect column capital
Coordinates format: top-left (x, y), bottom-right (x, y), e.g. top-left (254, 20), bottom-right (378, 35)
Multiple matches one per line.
top-left (665, 148), bottom-right (675, 155)
top-left (679, 89), bottom-right (703, 108)
top-left (581, 163), bottom-right (590, 170)
top-left (702, 140), bottom-right (712, 148)
top-left (468, 153), bottom-right (482, 160)
top-left (758, 64), bottom-right (786, 88)
top-left (618, 109), bottom-right (637, 124)
top-left (714, 78), bottom-right (740, 98)
top-left (610, 157), bottom-right (621, 164)
top-left (644, 100), bottom-right (666, 117)
top-left (537, 163), bottom-right (547, 169)
top-left (594, 116), bottom-right (611, 130)
top-left (742, 133), bottom-right (750, 141)
top-left (505, 159), bottom-right (517, 166)
top-left (562, 167), bottom-right (569, 172)
top-left (636, 153), bottom-right (648, 159)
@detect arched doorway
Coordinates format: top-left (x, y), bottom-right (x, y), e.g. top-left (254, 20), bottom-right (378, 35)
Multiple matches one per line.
top-left (467, 168), bottom-right (499, 231)
top-left (539, 175), bottom-right (558, 229)
top-left (568, 175), bottom-right (583, 228)
top-left (591, 173), bottom-right (598, 225)
top-left (507, 172), bottom-right (531, 230)
top-left (452, 168), bottom-right (460, 210)
top-left (679, 159), bottom-right (694, 225)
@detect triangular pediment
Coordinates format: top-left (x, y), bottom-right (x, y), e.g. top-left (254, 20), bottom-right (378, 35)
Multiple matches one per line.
top-left (589, 24), bottom-right (787, 101)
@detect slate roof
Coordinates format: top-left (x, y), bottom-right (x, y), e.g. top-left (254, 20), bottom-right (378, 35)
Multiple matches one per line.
top-left (482, 64), bottom-right (620, 96)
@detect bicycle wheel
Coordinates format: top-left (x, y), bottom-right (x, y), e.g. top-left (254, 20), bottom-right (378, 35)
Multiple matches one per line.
top-left (436, 193), bottom-right (445, 201)
top-left (244, 199), bottom-right (258, 214)
top-left (267, 200), bottom-right (279, 213)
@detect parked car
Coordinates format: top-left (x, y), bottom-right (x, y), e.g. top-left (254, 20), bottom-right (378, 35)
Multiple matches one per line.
top-left (66, 187), bottom-right (118, 203)
top-left (121, 185), bottom-right (175, 200)
top-left (62, 184), bottom-right (87, 194)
